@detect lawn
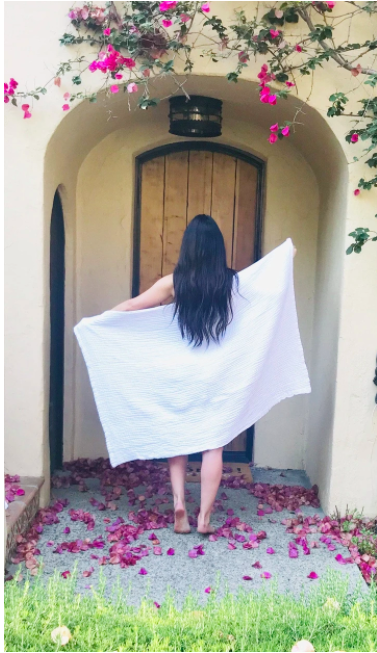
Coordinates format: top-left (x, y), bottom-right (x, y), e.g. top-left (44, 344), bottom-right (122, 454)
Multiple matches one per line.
top-left (4, 566), bottom-right (377, 652)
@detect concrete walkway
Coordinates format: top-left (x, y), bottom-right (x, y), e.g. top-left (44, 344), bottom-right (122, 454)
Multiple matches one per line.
top-left (7, 467), bottom-right (364, 605)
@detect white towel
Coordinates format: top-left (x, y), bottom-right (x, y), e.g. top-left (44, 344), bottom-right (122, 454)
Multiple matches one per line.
top-left (74, 238), bottom-right (311, 467)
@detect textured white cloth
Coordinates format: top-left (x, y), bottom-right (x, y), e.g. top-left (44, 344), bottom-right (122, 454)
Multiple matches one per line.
top-left (74, 238), bottom-right (311, 467)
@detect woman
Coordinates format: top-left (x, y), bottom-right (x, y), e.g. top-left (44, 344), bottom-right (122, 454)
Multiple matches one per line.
top-left (112, 214), bottom-right (297, 535)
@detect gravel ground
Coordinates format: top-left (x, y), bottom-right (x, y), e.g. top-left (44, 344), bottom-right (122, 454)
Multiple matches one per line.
top-left (7, 468), bottom-right (365, 606)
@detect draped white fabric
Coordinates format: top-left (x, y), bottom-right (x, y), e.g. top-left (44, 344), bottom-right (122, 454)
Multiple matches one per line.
top-left (74, 238), bottom-right (311, 467)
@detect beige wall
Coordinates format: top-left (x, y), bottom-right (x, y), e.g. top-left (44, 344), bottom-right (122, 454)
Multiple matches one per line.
top-left (4, 1), bottom-right (377, 513)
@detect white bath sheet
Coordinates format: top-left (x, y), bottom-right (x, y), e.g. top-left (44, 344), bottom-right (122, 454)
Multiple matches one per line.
top-left (74, 238), bottom-right (311, 467)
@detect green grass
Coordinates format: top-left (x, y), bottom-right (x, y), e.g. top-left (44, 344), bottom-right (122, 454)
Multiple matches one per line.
top-left (4, 566), bottom-right (377, 652)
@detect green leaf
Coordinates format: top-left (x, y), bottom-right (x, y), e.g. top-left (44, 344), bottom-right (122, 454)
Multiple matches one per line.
top-left (346, 245), bottom-right (354, 255)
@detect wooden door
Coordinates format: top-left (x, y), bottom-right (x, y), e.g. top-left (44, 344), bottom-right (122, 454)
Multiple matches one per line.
top-left (136, 146), bottom-right (260, 459)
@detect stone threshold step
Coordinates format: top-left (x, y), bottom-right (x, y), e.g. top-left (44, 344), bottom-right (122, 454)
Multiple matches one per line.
top-left (5, 476), bottom-right (44, 563)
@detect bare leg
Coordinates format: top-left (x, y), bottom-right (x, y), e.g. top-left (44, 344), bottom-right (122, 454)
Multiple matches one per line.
top-left (197, 447), bottom-right (223, 534)
top-left (168, 455), bottom-right (190, 533)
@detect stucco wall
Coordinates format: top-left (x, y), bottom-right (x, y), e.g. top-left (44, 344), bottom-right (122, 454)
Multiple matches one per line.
top-left (4, 1), bottom-right (377, 513)
top-left (74, 113), bottom-right (319, 468)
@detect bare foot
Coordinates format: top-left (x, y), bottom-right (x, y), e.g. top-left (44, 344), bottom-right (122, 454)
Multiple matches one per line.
top-left (197, 518), bottom-right (216, 535)
top-left (174, 502), bottom-right (191, 534)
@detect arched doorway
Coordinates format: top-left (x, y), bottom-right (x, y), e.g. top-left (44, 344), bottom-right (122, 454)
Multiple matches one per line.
top-left (134, 142), bottom-right (265, 462)
top-left (49, 190), bottom-right (65, 473)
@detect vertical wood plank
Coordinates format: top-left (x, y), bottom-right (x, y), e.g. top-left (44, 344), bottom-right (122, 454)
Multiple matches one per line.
top-left (139, 157), bottom-right (165, 293)
top-left (162, 151), bottom-right (189, 276)
top-left (211, 153), bottom-right (236, 267)
top-left (232, 160), bottom-right (258, 271)
top-left (187, 150), bottom-right (213, 224)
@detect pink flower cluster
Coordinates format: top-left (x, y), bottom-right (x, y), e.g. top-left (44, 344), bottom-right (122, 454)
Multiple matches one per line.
top-left (257, 65), bottom-right (277, 106)
top-left (89, 45), bottom-right (136, 74)
top-left (269, 122), bottom-right (290, 143)
top-left (5, 474), bottom-right (25, 503)
top-left (4, 78), bottom-right (18, 104)
top-left (68, 5), bottom-right (106, 24)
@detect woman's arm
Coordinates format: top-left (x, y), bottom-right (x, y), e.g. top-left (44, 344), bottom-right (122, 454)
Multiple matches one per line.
top-left (111, 274), bottom-right (174, 311)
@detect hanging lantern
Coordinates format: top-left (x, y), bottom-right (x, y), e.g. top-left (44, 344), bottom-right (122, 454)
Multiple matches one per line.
top-left (169, 95), bottom-right (222, 137)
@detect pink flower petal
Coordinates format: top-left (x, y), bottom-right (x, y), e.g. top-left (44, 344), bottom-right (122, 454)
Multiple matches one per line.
top-left (307, 571), bottom-right (319, 579)
top-left (167, 548), bottom-right (175, 555)
top-left (266, 547), bottom-right (275, 554)
top-left (110, 85), bottom-right (119, 94)
top-left (260, 572), bottom-right (271, 579)
top-left (153, 546), bottom-right (162, 555)
top-left (162, 19), bottom-right (173, 27)
top-left (270, 29), bottom-right (280, 38)
top-left (127, 83), bottom-right (138, 94)
top-left (62, 104), bottom-right (70, 111)
top-left (242, 575), bottom-right (253, 581)
top-left (63, 92), bottom-right (70, 100)
top-left (180, 13), bottom-right (191, 23)
top-left (354, 189), bottom-right (360, 196)
top-left (201, 2), bottom-right (210, 12)
top-left (63, 527), bottom-right (70, 534)
top-left (270, 123), bottom-right (279, 132)
top-left (154, 601), bottom-right (161, 608)
top-left (188, 549), bottom-right (198, 558)
top-left (138, 567), bottom-right (148, 575)
top-left (282, 126), bottom-right (290, 137)
top-left (103, 28), bottom-right (111, 36)
top-left (204, 586), bottom-right (211, 593)
top-left (61, 570), bottom-right (71, 578)
top-left (269, 134), bottom-right (278, 144)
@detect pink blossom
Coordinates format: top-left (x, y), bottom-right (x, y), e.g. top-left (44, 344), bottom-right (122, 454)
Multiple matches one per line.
top-left (138, 567), bottom-right (148, 575)
top-left (80, 6), bottom-right (89, 20)
top-left (162, 19), bottom-right (173, 27)
top-left (159, 1), bottom-right (177, 11)
top-left (63, 92), bottom-right (70, 100)
top-left (238, 51), bottom-right (249, 63)
top-left (89, 60), bottom-right (98, 72)
top-left (260, 572), bottom-right (272, 579)
top-left (201, 2), bottom-right (211, 12)
top-left (269, 134), bottom-right (278, 144)
top-left (266, 547), bottom-right (275, 554)
top-left (295, 45), bottom-right (303, 53)
top-left (282, 126), bottom-right (290, 137)
top-left (354, 189), bottom-right (360, 196)
top-left (327, 1), bottom-right (336, 8)
top-left (268, 94), bottom-right (277, 105)
top-left (286, 81), bottom-right (295, 87)
top-left (180, 13), bottom-right (191, 22)
top-left (110, 85), bottom-right (119, 94)
top-left (123, 58), bottom-right (136, 69)
top-left (351, 133), bottom-right (359, 143)
top-left (154, 601), bottom-right (161, 608)
top-left (143, 69), bottom-right (151, 78)
top-left (307, 571), bottom-right (319, 579)
top-left (115, 74), bottom-right (123, 79)
top-left (270, 29), bottom-right (280, 39)
top-left (62, 104), bottom-right (70, 111)
top-left (21, 104), bottom-right (32, 119)
top-left (242, 575), bottom-right (253, 581)
top-left (103, 28), bottom-right (111, 36)
top-left (270, 123), bottom-right (279, 132)
top-left (68, 9), bottom-right (79, 20)
top-left (61, 570), bottom-right (71, 578)
top-left (204, 586), bottom-right (211, 593)
top-left (54, 77), bottom-right (61, 87)
top-left (127, 83), bottom-right (138, 94)
top-left (167, 548), bottom-right (175, 555)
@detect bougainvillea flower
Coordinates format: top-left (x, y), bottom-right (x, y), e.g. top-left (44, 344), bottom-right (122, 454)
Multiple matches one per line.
top-left (22, 104), bottom-right (32, 119)
top-left (228, 542), bottom-right (237, 550)
top-left (54, 77), bottom-right (61, 87)
top-left (154, 601), bottom-right (161, 608)
top-left (127, 83), bottom-right (138, 93)
top-left (260, 571), bottom-right (272, 579)
top-left (153, 546), bottom-right (162, 555)
top-left (295, 45), bottom-right (303, 52)
top-left (110, 85), bottom-right (119, 94)
top-left (270, 29), bottom-right (280, 38)
top-left (167, 548), bottom-right (175, 555)
top-left (138, 567), bottom-right (148, 575)
top-left (327, 1), bottom-right (336, 8)
top-left (180, 13), bottom-right (191, 22)
top-left (354, 188), bottom-right (360, 196)
top-left (351, 64), bottom-right (362, 76)
top-left (159, 0), bottom-right (177, 11)
top-left (286, 81), bottom-right (295, 87)
top-left (61, 570), bottom-right (71, 578)
top-left (242, 575), bottom-right (253, 581)
top-left (307, 571), bottom-right (319, 579)
top-left (204, 586), bottom-right (211, 593)
top-left (266, 547), bottom-right (275, 554)
top-left (103, 28), bottom-right (111, 36)
top-left (351, 133), bottom-right (359, 143)
top-left (238, 51), bottom-right (249, 63)
top-left (188, 549), bottom-right (198, 558)
top-left (63, 527), bottom-right (70, 534)
top-left (270, 123), bottom-right (279, 132)
top-left (289, 547), bottom-right (299, 558)
top-left (62, 104), bottom-right (70, 111)
top-left (46, 540), bottom-right (55, 547)
top-left (268, 94), bottom-right (277, 105)
top-left (63, 92), bottom-right (70, 100)
top-left (162, 19), bottom-right (173, 27)
top-left (269, 134), bottom-right (278, 144)
top-left (201, 2), bottom-right (211, 12)
top-left (115, 73), bottom-right (123, 79)
top-left (282, 126), bottom-right (290, 137)
top-left (252, 561), bottom-right (262, 568)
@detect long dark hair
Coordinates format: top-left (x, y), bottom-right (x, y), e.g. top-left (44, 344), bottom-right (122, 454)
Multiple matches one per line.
top-left (172, 214), bottom-right (239, 347)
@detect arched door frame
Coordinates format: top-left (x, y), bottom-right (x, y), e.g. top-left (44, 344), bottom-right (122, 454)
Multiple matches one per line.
top-left (133, 141), bottom-right (265, 463)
